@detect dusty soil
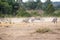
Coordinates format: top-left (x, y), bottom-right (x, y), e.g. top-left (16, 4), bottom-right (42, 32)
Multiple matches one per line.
top-left (0, 21), bottom-right (60, 40)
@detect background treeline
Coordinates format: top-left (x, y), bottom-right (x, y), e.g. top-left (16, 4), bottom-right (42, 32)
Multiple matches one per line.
top-left (0, 0), bottom-right (60, 17)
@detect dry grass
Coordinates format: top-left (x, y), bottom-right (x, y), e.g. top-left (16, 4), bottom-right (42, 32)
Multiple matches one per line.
top-left (36, 28), bottom-right (52, 33)
top-left (0, 21), bottom-right (60, 40)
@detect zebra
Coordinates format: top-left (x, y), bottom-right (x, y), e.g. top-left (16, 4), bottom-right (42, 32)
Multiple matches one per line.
top-left (23, 18), bottom-right (30, 23)
top-left (52, 17), bottom-right (57, 23)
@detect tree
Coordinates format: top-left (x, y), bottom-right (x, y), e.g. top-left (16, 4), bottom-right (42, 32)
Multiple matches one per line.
top-left (36, 0), bottom-right (42, 9)
top-left (0, 0), bottom-right (11, 14)
top-left (24, 0), bottom-right (37, 10)
top-left (0, 0), bottom-right (19, 15)
top-left (12, 2), bottom-right (19, 16)
top-left (16, 7), bottom-right (31, 17)
top-left (44, 0), bottom-right (55, 14)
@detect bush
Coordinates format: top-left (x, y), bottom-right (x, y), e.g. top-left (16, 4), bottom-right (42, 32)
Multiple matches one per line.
top-left (53, 12), bottom-right (60, 17)
top-left (16, 8), bottom-right (32, 17)
top-left (31, 11), bottom-right (41, 16)
top-left (0, 13), bottom-right (4, 18)
top-left (43, 12), bottom-right (60, 17)
top-left (36, 28), bottom-right (51, 33)
top-left (17, 11), bottom-right (31, 17)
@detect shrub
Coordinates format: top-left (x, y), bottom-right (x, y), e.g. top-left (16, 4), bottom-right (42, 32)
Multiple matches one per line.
top-left (31, 11), bottom-right (41, 16)
top-left (43, 12), bottom-right (60, 17)
top-left (36, 28), bottom-right (51, 33)
top-left (16, 8), bottom-right (32, 17)
top-left (0, 13), bottom-right (5, 18)
top-left (17, 11), bottom-right (31, 17)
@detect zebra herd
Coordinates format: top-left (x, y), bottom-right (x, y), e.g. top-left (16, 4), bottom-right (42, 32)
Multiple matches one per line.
top-left (0, 17), bottom-right (58, 24)
top-left (23, 17), bottom-right (58, 23)
top-left (23, 17), bottom-right (41, 23)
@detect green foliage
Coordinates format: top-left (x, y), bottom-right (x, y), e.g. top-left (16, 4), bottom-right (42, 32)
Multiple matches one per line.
top-left (0, 0), bottom-right (19, 17)
top-left (52, 12), bottom-right (60, 17)
top-left (36, 0), bottom-right (42, 9)
top-left (43, 0), bottom-right (55, 14)
top-left (0, 0), bottom-right (12, 14)
top-left (0, 13), bottom-right (13, 18)
top-left (24, 0), bottom-right (42, 10)
top-left (43, 11), bottom-right (60, 17)
top-left (16, 8), bottom-right (31, 17)
top-left (25, 2), bottom-right (37, 10)
top-left (0, 0), bottom-right (60, 17)
top-left (46, 4), bottom-right (55, 14)
top-left (31, 11), bottom-right (41, 16)
top-left (0, 13), bottom-right (4, 17)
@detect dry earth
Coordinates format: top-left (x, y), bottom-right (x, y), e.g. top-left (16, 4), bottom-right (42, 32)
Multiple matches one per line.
top-left (0, 20), bottom-right (60, 40)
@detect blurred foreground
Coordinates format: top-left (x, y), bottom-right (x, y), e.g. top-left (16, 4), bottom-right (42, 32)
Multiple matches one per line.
top-left (0, 17), bottom-right (60, 40)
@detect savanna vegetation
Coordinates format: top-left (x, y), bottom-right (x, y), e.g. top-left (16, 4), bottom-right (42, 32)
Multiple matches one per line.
top-left (0, 0), bottom-right (60, 17)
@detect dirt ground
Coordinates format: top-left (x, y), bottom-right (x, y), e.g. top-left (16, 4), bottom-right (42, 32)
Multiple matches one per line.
top-left (0, 21), bottom-right (60, 40)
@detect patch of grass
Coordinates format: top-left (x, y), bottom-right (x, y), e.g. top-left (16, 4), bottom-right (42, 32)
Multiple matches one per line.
top-left (36, 28), bottom-right (51, 33)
